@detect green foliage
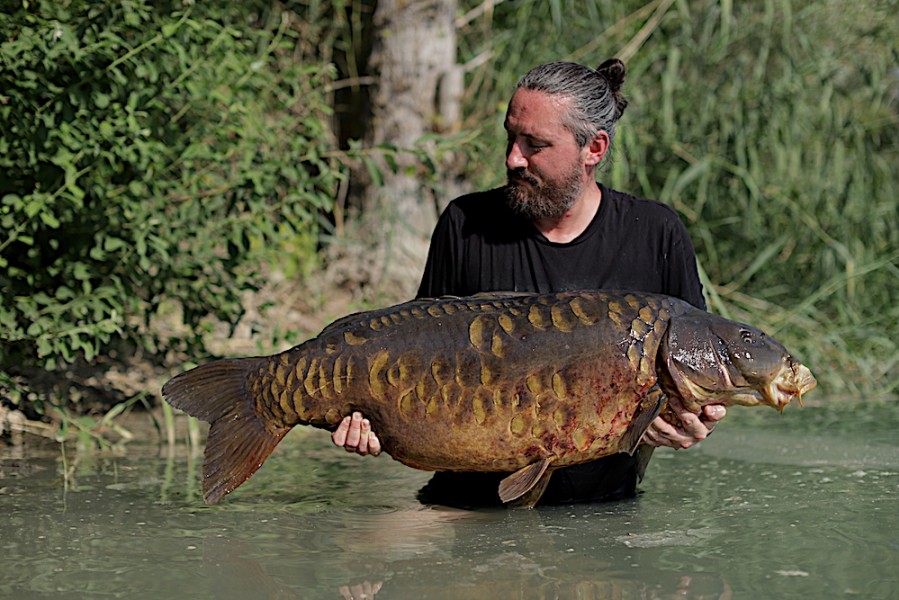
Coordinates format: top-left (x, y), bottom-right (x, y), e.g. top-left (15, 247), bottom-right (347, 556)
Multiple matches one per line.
top-left (457, 0), bottom-right (898, 397)
top-left (0, 2), bottom-right (342, 383)
top-left (2, 0), bottom-right (895, 433)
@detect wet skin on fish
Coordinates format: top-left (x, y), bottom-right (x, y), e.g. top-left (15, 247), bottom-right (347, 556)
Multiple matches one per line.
top-left (162, 290), bottom-right (816, 506)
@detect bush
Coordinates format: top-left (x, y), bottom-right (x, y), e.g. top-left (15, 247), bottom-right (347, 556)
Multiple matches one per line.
top-left (0, 0), bottom-right (342, 394)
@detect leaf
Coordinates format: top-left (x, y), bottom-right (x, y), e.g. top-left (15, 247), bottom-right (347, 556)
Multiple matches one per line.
top-left (72, 262), bottom-right (91, 281)
top-left (362, 155), bottom-right (383, 187)
top-left (104, 237), bottom-right (126, 252)
top-left (162, 21), bottom-right (180, 38)
top-left (39, 211), bottom-right (61, 228)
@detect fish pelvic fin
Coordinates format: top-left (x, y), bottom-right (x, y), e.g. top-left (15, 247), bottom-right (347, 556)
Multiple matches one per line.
top-left (162, 358), bottom-right (291, 504)
top-left (621, 385), bottom-right (667, 455)
top-left (634, 444), bottom-right (656, 482)
top-left (498, 457), bottom-right (555, 507)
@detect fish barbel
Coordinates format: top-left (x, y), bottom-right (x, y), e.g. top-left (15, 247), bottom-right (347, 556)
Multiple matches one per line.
top-left (162, 290), bottom-right (816, 506)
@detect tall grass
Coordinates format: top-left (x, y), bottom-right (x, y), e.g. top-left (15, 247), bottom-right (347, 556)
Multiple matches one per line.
top-left (457, 0), bottom-right (898, 398)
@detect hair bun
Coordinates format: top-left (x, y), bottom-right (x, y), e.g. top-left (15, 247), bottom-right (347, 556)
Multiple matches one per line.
top-left (596, 58), bottom-right (628, 116)
top-left (596, 58), bottom-right (626, 92)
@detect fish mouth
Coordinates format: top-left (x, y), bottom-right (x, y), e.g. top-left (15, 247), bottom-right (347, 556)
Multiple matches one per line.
top-left (760, 362), bottom-right (817, 412)
top-left (675, 361), bottom-right (816, 412)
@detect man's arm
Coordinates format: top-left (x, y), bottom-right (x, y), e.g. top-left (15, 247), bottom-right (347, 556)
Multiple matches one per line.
top-left (332, 401), bottom-right (725, 455)
top-left (641, 212), bottom-right (726, 448)
top-left (333, 197), bottom-right (724, 455)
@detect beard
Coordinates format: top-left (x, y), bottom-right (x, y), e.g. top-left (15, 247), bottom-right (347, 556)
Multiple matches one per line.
top-left (504, 164), bottom-right (584, 221)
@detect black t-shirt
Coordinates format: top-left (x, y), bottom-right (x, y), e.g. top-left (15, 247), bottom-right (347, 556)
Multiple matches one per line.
top-left (417, 183), bottom-right (705, 309)
top-left (414, 183), bottom-right (705, 508)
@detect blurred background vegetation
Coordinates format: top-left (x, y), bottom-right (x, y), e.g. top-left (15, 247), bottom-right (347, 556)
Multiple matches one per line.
top-left (1, 0), bottom-right (896, 441)
top-left (463, 0), bottom-right (898, 403)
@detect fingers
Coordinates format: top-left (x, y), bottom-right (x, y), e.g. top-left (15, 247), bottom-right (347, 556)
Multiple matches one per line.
top-left (345, 412), bottom-right (363, 449)
top-left (640, 417), bottom-right (668, 447)
top-left (338, 581), bottom-right (383, 600)
top-left (642, 415), bottom-right (694, 449)
top-left (357, 418), bottom-right (382, 456)
top-left (356, 416), bottom-right (371, 454)
top-left (703, 403), bottom-right (727, 424)
top-left (676, 409), bottom-right (711, 443)
top-left (330, 412), bottom-right (381, 457)
top-left (642, 403), bottom-right (727, 450)
top-left (331, 415), bottom-right (351, 446)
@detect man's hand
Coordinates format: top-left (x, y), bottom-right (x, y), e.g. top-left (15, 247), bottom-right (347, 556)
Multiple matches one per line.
top-left (338, 580), bottom-right (382, 600)
top-left (331, 411), bottom-right (382, 456)
top-left (642, 396), bottom-right (726, 449)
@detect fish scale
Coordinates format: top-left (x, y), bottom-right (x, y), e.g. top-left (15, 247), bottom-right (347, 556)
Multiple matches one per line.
top-left (162, 290), bottom-right (816, 505)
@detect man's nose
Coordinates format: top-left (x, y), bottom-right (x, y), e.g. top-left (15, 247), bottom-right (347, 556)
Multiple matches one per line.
top-left (506, 141), bottom-right (527, 170)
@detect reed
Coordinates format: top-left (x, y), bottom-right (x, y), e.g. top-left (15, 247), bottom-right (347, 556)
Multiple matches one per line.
top-left (457, 0), bottom-right (898, 397)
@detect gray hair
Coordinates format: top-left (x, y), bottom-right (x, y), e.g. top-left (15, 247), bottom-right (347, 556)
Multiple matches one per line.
top-left (516, 59), bottom-right (629, 147)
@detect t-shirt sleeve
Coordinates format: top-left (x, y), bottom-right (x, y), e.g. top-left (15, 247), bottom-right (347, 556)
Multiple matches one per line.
top-left (416, 202), bottom-right (461, 299)
top-left (664, 217), bottom-right (706, 310)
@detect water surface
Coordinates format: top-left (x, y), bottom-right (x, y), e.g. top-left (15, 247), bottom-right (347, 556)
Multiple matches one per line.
top-left (1, 400), bottom-right (896, 599)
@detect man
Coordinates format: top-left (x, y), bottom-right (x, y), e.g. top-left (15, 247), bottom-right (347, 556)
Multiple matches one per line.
top-left (332, 59), bottom-right (726, 506)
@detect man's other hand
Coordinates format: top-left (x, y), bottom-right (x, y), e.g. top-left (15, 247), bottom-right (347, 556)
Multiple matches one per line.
top-left (642, 397), bottom-right (726, 449)
top-left (331, 411), bottom-right (382, 456)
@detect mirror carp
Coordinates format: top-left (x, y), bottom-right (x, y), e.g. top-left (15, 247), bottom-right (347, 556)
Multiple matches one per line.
top-left (162, 290), bottom-right (816, 506)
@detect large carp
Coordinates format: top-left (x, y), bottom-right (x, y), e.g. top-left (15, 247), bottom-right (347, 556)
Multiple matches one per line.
top-left (162, 290), bottom-right (816, 506)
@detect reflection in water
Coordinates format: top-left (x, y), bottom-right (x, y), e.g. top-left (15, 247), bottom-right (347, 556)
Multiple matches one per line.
top-left (191, 503), bottom-right (736, 600)
top-left (1, 402), bottom-right (897, 599)
top-left (202, 538), bottom-right (300, 600)
top-left (337, 580), bottom-right (383, 600)
top-left (332, 504), bottom-right (735, 600)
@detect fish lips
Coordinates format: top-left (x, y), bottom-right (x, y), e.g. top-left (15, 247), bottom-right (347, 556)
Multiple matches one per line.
top-left (766, 360), bottom-right (817, 411)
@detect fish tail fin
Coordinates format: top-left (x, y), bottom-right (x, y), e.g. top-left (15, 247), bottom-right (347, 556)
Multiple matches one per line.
top-left (162, 358), bottom-right (291, 504)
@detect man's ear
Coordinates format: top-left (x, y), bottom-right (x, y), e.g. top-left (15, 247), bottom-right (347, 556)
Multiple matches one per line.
top-left (584, 130), bottom-right (611, 167)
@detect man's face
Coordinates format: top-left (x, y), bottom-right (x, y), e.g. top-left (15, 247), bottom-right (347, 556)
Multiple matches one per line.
top-left (503, 88), bottom-right (589, 220)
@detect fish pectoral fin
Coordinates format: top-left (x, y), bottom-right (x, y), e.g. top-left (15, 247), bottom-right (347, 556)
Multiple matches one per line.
top-left (621, 386), bottom-right (667, 455)
top-left (498, 458), bottom-right (555, 506)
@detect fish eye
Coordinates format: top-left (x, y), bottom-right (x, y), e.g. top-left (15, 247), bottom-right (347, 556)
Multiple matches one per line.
top-left (740, 329), bottom-right (754, 344)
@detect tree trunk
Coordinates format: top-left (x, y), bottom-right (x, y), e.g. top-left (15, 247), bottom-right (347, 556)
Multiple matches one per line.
top-left (355, 0), bottom-right (462, 298)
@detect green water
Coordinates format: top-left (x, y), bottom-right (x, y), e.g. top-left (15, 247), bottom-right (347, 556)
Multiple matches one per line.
top-left (1, 400), bottom-right (897, 599)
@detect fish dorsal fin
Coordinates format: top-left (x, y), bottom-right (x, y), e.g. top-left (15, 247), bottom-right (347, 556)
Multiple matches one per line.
top-left (465, 291), bottom-right (533, 301)
top-left (620, 386), bottom-right (667, 455)
top-left (318, 298), bottom-right (440, 335)
top-left (498, 457), bottom-right (555, 505)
